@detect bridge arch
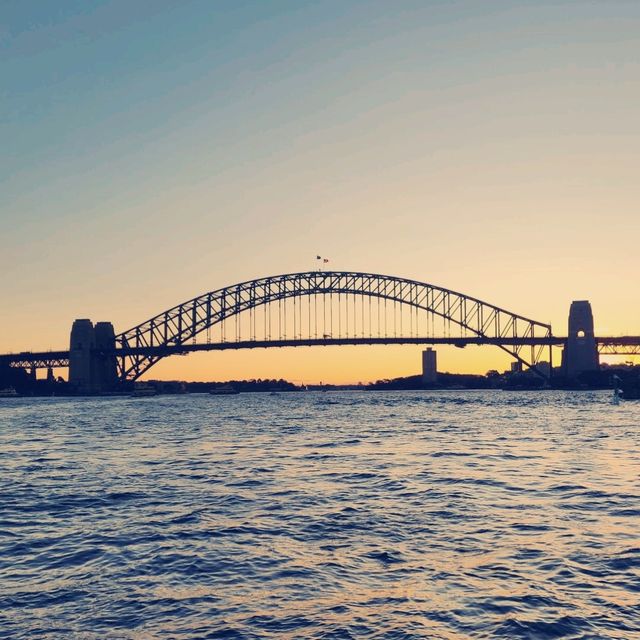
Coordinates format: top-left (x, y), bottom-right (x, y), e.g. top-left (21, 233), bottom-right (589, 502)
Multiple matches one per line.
top-left (116, 271), bottom-right (552, 381)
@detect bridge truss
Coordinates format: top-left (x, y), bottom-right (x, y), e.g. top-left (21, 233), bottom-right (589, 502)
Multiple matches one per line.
top-left (115, 271), bottom-right (554, 381)
top-left (3, 272), bottom-right (640, 382)
top-left (597, 338), bottom-right (640, 357)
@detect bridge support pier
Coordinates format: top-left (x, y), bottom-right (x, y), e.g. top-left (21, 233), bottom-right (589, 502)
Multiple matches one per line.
top-left (69, 319), bottom-right (117, 393)
top-left (94, 322), bottom-right (118, 390)
top-left (561, 301), bottom-right (599, 379)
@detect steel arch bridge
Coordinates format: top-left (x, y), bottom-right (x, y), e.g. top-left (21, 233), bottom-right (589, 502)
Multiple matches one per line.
top-left (115, 271), bottom-right (554, 381)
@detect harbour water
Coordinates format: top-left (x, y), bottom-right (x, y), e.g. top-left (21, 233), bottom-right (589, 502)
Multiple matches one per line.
top-left (1, 391), bottom-right (638, 639)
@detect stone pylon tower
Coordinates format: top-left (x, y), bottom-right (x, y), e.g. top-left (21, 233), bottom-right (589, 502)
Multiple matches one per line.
top-left (94, 322), bottom-right (118, 390)
top-left (69, 319), bottom-right (95, 392)
top-left (562, 301), bottom-right (599, 378)
top-left (69, 319), bottom-right (117, 392)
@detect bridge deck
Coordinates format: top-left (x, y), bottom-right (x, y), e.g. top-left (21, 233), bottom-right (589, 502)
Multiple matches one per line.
top-left (2, 336), bottom-right (639, 369)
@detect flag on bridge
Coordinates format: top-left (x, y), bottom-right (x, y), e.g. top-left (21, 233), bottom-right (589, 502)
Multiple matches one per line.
top-left (316, 255), bottom-right (329, 271)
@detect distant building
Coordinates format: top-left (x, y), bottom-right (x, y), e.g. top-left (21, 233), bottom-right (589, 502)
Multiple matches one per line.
top-left (422, 348), bottom-right (437, 384)
top-left (530, 361), bottom-right (551, 378)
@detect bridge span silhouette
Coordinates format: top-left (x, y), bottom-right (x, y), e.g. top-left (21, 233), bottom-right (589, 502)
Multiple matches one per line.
top-left (1, 271), bottom-right (638, 391)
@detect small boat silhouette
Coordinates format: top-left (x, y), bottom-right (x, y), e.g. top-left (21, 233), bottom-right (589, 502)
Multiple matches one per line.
top-left (209, 385), bottom-right (239, 395)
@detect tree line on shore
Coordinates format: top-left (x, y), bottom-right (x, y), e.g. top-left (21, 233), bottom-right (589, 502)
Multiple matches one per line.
top-left (2, 363), bottom-right (639, 396)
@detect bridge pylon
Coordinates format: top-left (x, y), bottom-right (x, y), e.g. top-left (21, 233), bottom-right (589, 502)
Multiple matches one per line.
top-left (561, 301), bottom-right (599, 379)
top-left (69, 319), bottom-right (117, 392)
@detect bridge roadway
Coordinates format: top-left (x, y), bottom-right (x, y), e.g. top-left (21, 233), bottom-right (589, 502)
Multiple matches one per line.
top-left (3, 336), bottom-right (640, 370)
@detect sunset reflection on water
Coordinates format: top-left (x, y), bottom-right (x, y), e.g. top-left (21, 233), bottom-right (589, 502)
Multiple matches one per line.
top-left (1, 391), bottom-right (638, 638)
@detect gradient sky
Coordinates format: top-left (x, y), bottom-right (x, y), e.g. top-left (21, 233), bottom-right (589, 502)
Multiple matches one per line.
top-left (2, 1), bottom-right (639, 383)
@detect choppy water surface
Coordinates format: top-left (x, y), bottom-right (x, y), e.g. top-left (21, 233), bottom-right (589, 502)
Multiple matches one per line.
top-left (1, 391), bottom-right (639, 639)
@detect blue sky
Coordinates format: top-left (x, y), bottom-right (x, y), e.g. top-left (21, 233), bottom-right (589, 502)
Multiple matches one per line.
top-left (2, 1), bottom-right (639, 380)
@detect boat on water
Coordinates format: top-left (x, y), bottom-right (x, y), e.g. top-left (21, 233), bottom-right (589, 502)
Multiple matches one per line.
top-left (131, 383), bottom-right (157, 398)
top-left (612, 374), bottom-right (640, 401)
top-left (209, 385), bottom-right (239, 396)
top-left (0, 387), bottom-right (19, 398)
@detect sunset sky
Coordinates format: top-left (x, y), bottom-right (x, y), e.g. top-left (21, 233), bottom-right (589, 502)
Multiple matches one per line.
top-left (2, 1), bottom-right (639, 383)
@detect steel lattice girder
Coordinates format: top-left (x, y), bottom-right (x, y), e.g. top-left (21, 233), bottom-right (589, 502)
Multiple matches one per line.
top-left (115, 271), bottom-right (553, 381)
top-left (0, 353), bottom-right (70, 370)
top-left (7, 337), bottom-right (640, 373)
top-left (598, 341), bottom-right (640, 356)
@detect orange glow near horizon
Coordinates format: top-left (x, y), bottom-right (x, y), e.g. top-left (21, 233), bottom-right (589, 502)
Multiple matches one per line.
top-left (10, 269), bottom-right (640, 385)
top-left (3, 3), bottom-right (640, 384)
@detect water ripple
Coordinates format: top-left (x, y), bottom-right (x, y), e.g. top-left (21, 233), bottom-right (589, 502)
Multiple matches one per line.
top-left (1, 390), bottom-right (639, 638)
